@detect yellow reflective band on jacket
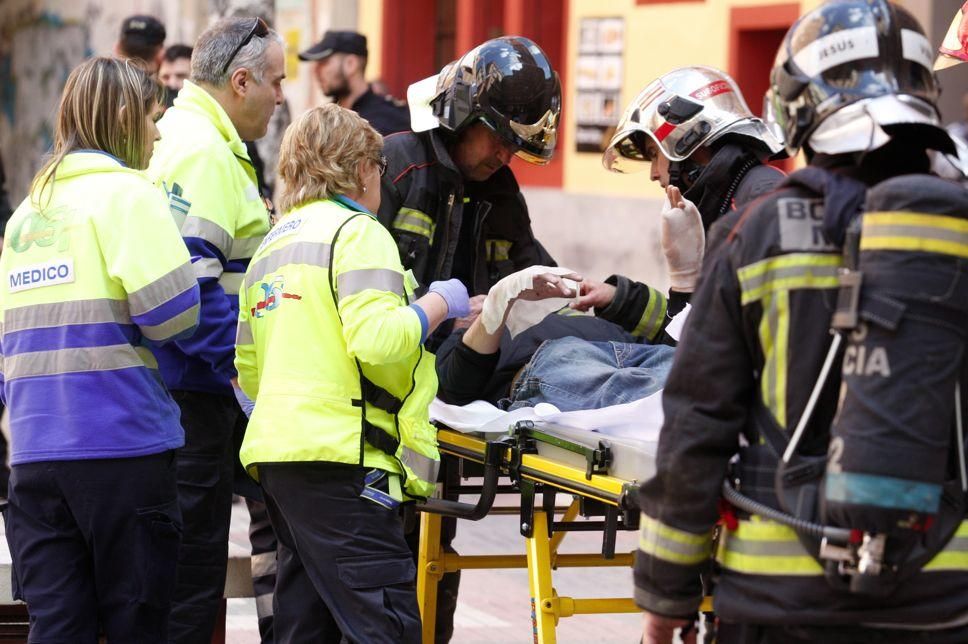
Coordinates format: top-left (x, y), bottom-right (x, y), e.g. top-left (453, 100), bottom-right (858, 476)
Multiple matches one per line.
top-left (638, 513), bottom-right (713, 565)
top-left (716, 517), bottom-right (824, 575)
top-left (237, 199), bottom-right (440, 499)
top-left (738, 253), bottom-right (840, 427)
top-left (737, 253), bottom-right (841, 305)
top-left (924, 521), bottom-right (968, 571)
top-left (486, 239), bottom-right (513, 263)
top-left (860, 212), bottom-right (968, 259)
top-left (633, 286), bottom-right (668, 341)
top-left (759, 291), bottom-right (790, 427)
top-left (393, 207), bottom-right (435, 240)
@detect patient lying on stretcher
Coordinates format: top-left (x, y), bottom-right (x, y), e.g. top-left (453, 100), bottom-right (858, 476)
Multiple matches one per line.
top-left (435, 266), bottom-right (675, 411)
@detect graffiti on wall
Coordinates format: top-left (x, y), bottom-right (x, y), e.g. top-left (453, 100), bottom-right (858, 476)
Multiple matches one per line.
top-left (1, 7), bottom-right (92, 203)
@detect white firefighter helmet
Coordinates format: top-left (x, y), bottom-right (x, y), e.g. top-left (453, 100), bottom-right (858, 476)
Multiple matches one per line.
top-left (603, 65), bottom-right (783, 174)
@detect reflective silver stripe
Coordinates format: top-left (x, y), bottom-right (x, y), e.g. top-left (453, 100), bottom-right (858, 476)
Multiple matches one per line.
top-left (255, 593), bottom-right (274, 618)
top-left (401, 446), bottom-right (439, 483)
top-left (230, 236), bottom-right (264, 261)
top-left (182, 216), bottom-right (232, 257)
top-left (245, 242), bottom-right (332, 289)
top-left (218, 272), bottom-right (245, 295)
top-left (638, 515), bottom-right (712, 565)
top-left (739, 262), bottom-right (840, 299)
top-left (139, 304), bottom-right (199, 342)
top-left (192, 257), bottom-right (223, 280)
top-left (128, 263), bottom-right (197, 317)
top-left (337, 268), bottom-right (404, 300)
top-left (5, 344), bottom-right (147, 381)
top-left (720, 536), bottom-right (811, 557)
top-left (250, 551), bottom-right (277, 577)
top-left (393, 208), bottom-right (434, 239)
top-left (5, 299), bottom-right (130, 333)
top-left (236, 321), bottom-right (253, 346)
top-left (863, 223), bottom-right (968, 246)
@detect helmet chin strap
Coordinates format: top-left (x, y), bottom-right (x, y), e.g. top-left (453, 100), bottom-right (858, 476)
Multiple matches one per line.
top-left (668, 159), bottom-right (703, 192)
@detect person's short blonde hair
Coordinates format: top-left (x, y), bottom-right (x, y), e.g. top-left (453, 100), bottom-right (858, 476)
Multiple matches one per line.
top-left (276, 104), bottom-right (383, 214)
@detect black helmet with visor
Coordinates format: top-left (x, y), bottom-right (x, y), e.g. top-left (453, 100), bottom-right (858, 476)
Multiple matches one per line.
top-left (431, 36), bottom-right (561, 165)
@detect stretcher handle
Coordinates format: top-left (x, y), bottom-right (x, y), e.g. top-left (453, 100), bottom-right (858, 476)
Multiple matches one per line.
top-left (417, 439), bottom-right (504, 520)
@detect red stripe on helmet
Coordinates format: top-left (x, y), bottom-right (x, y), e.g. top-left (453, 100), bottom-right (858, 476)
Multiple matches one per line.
top-left (654, 121), bottom-right (677, 142)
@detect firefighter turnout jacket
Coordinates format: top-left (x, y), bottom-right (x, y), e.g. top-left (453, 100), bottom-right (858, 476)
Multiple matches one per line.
top-left (378, 129), bottom-right (553, 296)
top-left (0, 151), bottom-right (199, 464)
top-left (236, 197), bottom-right (440, 499)
top-left (599, 143), bottom-right (783, 344)
top-left (634, 164), bottom-right (968, 628)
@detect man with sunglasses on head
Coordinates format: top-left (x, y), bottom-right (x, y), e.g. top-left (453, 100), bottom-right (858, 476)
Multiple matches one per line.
top-left (299, 30), bottom-right (409, 136)
top-left (147, 16), bottom-right (285, 642)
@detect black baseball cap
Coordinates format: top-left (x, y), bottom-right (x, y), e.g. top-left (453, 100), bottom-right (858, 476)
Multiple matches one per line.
top-left (120, 15), bottom-right (166, 48)
top-left (298, 30), bottom-right (367, 61)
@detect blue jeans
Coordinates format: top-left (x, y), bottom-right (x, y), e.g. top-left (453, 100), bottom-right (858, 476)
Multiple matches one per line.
top-left (505, 337), bottom-right (675, 412)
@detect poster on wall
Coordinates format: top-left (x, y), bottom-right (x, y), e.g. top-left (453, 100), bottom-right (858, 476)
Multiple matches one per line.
top-left (575, 17), bottom-right (624, 153)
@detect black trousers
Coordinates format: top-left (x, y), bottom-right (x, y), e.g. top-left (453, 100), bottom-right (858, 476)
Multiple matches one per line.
top-left (260, 463), bottom-right (421, 644)
top-left (5, 451), bottom-right (180, 643)
top-left (167, 390), bottom-right (243, 644)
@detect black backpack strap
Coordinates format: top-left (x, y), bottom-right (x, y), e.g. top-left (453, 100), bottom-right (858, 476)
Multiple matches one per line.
top-left (327, 212), bottom-right (406, 462)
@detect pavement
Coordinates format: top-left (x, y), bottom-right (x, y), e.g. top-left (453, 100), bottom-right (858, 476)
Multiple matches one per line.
top-left (226, 497), bottom-right (642, 643)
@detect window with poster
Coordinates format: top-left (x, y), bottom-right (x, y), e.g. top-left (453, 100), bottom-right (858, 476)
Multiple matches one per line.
top-left (575, 17), bottom-right (624, 153)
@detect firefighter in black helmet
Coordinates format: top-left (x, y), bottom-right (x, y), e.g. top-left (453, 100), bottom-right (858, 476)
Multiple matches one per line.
top-left (377, 36), bottom-right (561, 642)
top-left (634, 2), bottom-right (968, 643)
top-left (378, 36), bottom-right (560, 334)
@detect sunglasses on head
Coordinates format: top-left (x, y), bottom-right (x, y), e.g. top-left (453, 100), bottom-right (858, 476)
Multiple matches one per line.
top-left (377, 155), bottom-right (388, 177)
top-left (220, 17), bottom-right (270, 77)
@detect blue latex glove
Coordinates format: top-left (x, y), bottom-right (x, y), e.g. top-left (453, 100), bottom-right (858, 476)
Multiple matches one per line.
top-left (428, 278), bottom-right (471, 319)
top-left (233, 385), bottom-right (256, 418)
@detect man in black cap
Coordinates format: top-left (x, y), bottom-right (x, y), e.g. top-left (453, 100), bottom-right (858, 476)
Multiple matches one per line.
top-left (114, 14), bottom-right (167, 75)
top-left (299, 30), bottom-right (409, 135)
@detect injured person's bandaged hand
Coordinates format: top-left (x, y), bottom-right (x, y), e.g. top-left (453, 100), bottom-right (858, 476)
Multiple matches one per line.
top-left (662, 185), bottom-right (705, 293)
top-left (480, 266), bottom-right (582, 336)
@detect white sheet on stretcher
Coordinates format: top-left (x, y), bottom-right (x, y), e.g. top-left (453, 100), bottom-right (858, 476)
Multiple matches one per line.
top-left (429, 391), bottom-right (664, 442)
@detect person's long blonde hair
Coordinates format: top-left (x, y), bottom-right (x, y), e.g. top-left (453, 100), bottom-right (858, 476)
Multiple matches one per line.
top-left (32, 57), bottom-right (162, 211)
top-left (276, 103), bottom-right (383, 214)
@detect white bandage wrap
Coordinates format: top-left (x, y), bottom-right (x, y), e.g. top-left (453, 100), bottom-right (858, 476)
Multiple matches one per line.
top-left (661, 196), bottom-right (705, 292)
top-left (480, 265), bottom-right (580, 335)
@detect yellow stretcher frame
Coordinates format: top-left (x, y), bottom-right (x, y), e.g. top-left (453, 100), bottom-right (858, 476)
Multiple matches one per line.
top-left (417, 427), bottom-right (644, 644)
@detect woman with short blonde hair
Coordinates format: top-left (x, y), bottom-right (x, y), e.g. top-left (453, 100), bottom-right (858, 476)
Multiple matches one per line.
top-left (236, 103), bottom-right (469, 640)
top-left (276, 103), bottom-right (384, 213)
top-left (1, 57), bottom-right (199, 640)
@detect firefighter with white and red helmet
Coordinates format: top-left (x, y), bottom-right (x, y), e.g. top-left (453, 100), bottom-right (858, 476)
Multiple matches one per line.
top-left (574, 66), bottom-right (785, 344)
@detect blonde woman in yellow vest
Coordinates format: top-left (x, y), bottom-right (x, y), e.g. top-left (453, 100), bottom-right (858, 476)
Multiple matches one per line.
top-left (236, 103), bottom-right (469, 642)
top-left (0, 58), bottom-right (199, 641)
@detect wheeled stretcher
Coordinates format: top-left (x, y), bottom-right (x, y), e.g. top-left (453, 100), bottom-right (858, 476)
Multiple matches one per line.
top-left (416, 420), bottom-right (659, 644)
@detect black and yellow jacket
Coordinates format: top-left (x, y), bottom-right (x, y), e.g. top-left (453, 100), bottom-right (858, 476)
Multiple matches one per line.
top-left (598, 142), bottom-right (783, 344)
top-left (378, 129), bottom-right (553, 296)
top-left (634, 160), bottom-right (968, 628)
